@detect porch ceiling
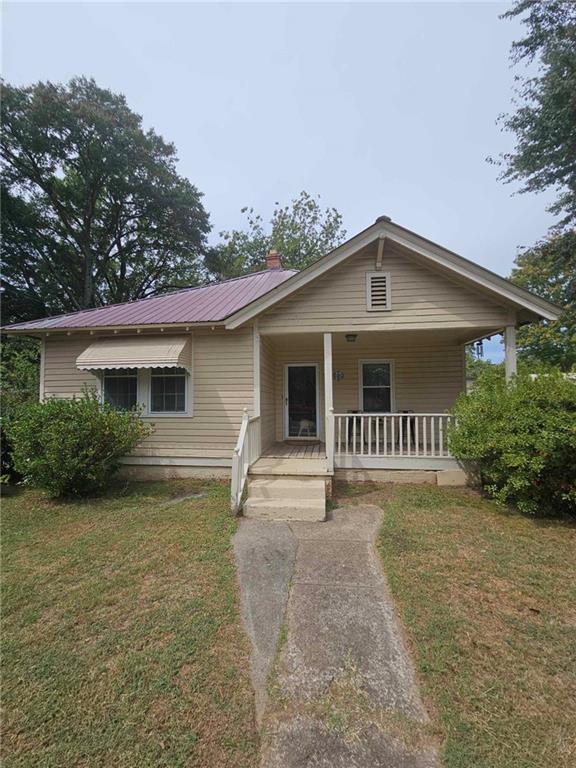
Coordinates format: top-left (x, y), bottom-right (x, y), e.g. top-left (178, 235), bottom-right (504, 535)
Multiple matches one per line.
top-left (260, 327), bottom-right (500, 351)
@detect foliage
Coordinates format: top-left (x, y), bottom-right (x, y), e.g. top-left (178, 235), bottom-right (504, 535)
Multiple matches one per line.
top-left (1, 77), bottom-right (210, 322)
top-left (511, 230), bottom-right (576, 370)
top-left (464, 345), bottom-right (500, 384)
top-left (449, 368), bottom-right (576, 516)
top-left (205, 191), bottom-right (346, 279)
top-left (0, 336), bottom-right (40, 480)
top-left (497, 1), bottom-right (576, 229)
top-left (6, 391), bottom-right (151, 497)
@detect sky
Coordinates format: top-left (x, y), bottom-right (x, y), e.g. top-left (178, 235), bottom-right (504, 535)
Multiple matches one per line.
top-left (2, 1), bottom-right (557, 360)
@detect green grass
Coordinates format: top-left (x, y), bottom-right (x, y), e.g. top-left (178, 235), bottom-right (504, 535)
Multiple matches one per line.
top-left (336, 482), bottom-right (576, 768)
top-left (1, 480), bottom-right (258, 768)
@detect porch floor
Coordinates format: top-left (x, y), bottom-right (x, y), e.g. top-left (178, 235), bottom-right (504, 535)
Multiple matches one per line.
top-left (262, 441), bottom-right (327, 459)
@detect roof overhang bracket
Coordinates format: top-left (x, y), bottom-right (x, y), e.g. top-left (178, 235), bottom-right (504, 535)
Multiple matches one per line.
top-left (375, 234), bottom-right (386, 270)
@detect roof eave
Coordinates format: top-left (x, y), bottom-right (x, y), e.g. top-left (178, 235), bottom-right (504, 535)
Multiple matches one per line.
top-left (2, 321), bottom-right (227, 335)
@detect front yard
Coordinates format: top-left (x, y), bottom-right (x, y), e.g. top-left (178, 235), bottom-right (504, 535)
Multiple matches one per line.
top-left (336, 483), bottom-right (576, 768)
top-left (1, 480), bottom-right (258, 768)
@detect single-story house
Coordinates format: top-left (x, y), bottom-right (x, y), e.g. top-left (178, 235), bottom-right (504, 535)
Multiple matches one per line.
top-left (4, 216), bottom-right (560, 520)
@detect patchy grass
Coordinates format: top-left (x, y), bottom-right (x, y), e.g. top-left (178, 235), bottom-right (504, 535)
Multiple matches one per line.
top-left (335, 482), bottom-right (576, 768)
top-left (1, 480), bottom-right (258, 768)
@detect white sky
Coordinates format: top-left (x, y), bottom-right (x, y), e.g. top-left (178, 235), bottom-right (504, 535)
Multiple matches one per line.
top-left (2, 1), bottom-right (557, 360)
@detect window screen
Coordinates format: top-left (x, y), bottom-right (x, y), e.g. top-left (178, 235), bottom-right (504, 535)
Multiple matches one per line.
top-left (361, 362), bottom-right (392, 412)
top-left (103, 368), bottom-right (138, 410)
top-left (150, 367), bottom-right (187, 413)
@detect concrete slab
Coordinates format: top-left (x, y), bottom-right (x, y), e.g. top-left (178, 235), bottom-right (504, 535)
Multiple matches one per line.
top-left (234, 504), bottom-right (438, 767)
top-left (281, 583), bottom-right (426, 719)
top-left (292, 540), bottom-right (384, 588)
top-left (436, 469), bottom-right (468, 486)
top-left (263, 717), bottom-right (437, 768)
top-left (233, 518), bottom-right (296, 723)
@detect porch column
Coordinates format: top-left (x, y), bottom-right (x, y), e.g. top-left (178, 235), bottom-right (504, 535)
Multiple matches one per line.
top-left (253, 320), bottom-right (261, 417)
top-left (323, 332), bottom-right (334, 471)
top-left (504, 324), bottom-right (517, 382)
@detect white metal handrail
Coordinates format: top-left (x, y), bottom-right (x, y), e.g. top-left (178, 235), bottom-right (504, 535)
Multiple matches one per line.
top-left (333, 413), bottom-right (454, 459)
top-left (231, 409), bottom-right (261, 514)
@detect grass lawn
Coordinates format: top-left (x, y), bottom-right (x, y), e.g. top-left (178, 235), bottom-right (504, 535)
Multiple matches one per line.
top-left (1, 480), bottom-right (258, 768)
top-left (335, 483), bottom-right (576, 768)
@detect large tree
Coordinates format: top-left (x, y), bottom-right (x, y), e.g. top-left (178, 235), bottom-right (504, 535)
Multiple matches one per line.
top-left (497, 1), bottom-right (576, 370)
top-left (498, 0), bottom-right (576, 229)
top-left (512, 231), bottom-right (576, 370)
top-left (1, 77), bottom-right (210, 323)
top-left (204, 191), bottom-right (346, 280)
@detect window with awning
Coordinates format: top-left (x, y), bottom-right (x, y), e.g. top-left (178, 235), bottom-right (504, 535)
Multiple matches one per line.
top-left (76, 336), bottom-right (193, 415)
top-left (76, 335), bottom-right (192, 371)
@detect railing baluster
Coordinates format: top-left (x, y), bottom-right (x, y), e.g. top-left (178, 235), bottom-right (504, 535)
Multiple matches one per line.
top-left (375, 417), bottom-right (379, 456)
top-left (360, 417), bottom-right (364, 455)
top-left (367, 417), bottom-right (372, 455)
top-left (431, 417), bottom-right (436, 457)
top-left (439, 416), bottom-right (444, 457)
top-left (352, 417), bottom-right (357, 455)
top-left (398, 416), bottom-right (403, 456)
top-left (415, 416), bottom-right (419, 456)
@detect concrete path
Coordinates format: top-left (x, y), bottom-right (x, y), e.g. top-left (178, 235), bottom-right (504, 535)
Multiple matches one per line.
top-left (233, 505), bottom-right (438, 768)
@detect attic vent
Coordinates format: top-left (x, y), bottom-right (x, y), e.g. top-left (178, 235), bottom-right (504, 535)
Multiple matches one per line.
top-left (366, 271), bottom-right (391, 311)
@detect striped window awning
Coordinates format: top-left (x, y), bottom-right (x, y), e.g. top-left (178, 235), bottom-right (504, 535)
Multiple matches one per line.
top-left (76, 335), bottom-right (192, 371)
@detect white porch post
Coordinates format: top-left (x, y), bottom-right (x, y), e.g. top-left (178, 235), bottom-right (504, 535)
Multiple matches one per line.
top-left (323, 332), bottom-right (334, 472)
top-left (504, 324), bottom-right (517, 382)
top-left (253, 320), bottom-right (261, 417)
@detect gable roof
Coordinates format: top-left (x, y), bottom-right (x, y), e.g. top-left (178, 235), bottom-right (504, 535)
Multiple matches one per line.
top-left (3, 217), bottom-right (561, 335)
top-left (3, 268), bottom-right (297, 332)
top-left (224, 218), bottom-right (561, 328)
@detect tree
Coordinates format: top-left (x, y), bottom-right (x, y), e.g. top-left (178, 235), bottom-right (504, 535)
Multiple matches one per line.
top-left (205, 191), bottom-right (346, 280)
top-left (1, 77), bottom-right (210, 323)
top-left (512, 230), bottom-right (576, 370)
top-left (497, 1), bottom-right (576, 229)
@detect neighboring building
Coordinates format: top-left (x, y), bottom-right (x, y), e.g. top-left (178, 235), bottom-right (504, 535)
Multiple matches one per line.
top-left (4, 216), bottom-right (560, 519)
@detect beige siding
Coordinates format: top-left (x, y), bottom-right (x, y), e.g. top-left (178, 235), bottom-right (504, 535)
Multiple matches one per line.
top-left (259, 241), bottom-right (510, 334)
top-left (260, 335), bottom-right (276, 451)
top-left (43, 327), bottom-right (254, 460)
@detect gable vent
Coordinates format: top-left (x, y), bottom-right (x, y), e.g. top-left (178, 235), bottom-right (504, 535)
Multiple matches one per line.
top-left (366, 271), bottom-right (391, 311)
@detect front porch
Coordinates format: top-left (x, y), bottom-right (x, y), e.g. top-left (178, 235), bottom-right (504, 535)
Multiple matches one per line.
top-left (231, 324), bottom-right (517, 512)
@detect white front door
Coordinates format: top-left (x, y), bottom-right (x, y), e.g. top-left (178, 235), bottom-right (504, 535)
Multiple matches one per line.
top-left (284, 364), bottom-right (319, 439)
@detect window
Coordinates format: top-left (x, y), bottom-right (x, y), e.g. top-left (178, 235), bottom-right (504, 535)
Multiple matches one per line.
top-left (360, 361), bottom-right (393, 412)
top-left (103, 368), bottom-right (138, 410)
top-left (366, 271), bottom-right (391, 311)
top-left (150, 367), bottom-right (187, 413)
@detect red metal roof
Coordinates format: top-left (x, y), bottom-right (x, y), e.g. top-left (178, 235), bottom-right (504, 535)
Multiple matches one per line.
top-left (4, 268), bottom-right (298, 331)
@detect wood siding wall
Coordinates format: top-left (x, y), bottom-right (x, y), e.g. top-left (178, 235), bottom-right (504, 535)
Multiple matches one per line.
top-left (260, 335), bottom-right (276, 451)
top-left (42, 327), bottom-right (254, 459)
top-left (259, 241), bottom-right (510, 334)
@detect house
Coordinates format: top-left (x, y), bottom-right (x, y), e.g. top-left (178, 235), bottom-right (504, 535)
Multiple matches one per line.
top-left (4, 216), bottom-right (560, 520)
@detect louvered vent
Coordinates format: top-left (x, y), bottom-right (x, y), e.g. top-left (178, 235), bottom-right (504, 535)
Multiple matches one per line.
top-left (366, 271), bottom-right (391, 311)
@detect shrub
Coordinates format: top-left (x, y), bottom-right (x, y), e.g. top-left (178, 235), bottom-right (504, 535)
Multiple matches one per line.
top-left (0, 337), bottom-right (41, 481)
top-left (6, 391), bottom-right (151, 497)
top-left (449, 368), bottom-right (576, 516)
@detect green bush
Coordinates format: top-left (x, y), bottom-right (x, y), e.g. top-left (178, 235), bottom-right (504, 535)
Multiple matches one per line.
top-left (449, 369), bottom-right (576, 516)
top-left (6, 392), bottom-right (151, 497)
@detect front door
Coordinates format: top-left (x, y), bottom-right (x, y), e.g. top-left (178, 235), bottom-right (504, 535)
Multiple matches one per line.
top-left (284, 364), bottom-right (319, 439)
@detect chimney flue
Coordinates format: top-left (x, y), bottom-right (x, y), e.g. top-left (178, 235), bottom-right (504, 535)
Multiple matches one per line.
top-left (265, 249), bottom-right (282, 270)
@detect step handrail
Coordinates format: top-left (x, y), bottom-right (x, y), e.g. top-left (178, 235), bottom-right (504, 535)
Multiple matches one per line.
top-left (231, 409), bottom-right (261, 514)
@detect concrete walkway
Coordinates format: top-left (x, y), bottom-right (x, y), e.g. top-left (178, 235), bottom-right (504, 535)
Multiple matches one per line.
top-left (234, 505), bottom-right (438, 768)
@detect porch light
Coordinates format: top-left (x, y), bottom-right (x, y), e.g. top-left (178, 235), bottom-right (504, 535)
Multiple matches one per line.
top-left (345, 334), bottom-right (358, 343)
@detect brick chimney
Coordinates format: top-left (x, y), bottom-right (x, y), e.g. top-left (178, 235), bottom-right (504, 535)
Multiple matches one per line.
top-left (265, 249), bottom-right (282, 270)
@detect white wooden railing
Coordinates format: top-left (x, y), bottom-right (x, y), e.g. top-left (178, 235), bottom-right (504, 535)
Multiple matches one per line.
top-left (231, 409), bottom-right (261, 514)
top-left (333, 413), bottom-right (454, 459)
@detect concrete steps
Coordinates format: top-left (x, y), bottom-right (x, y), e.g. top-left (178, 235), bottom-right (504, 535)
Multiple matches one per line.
top-left (244, 459), bottom-right (329, 521)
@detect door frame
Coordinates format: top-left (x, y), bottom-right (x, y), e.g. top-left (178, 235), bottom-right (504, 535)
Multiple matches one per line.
top-left (283, 362), bottom-right (321, 441)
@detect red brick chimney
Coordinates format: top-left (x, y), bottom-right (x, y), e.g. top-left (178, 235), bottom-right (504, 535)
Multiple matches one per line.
top-left (265, 249), bottom-right (282, 270)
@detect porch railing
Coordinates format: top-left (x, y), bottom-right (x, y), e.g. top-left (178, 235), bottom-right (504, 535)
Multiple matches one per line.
top-left (231, 409), bottom-right (261, 514)
top-left (333, 413), bottom-right (454, 459)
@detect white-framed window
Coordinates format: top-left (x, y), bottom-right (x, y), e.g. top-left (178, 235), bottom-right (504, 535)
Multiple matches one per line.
top-left (359, 360), bottom-right (394, 412)
top-left (149, 367), bottom-right (188, 414)
top-left (366, 271), bottom-right (391, 311)
top-left (102, 368), bottom-right (139, 410)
